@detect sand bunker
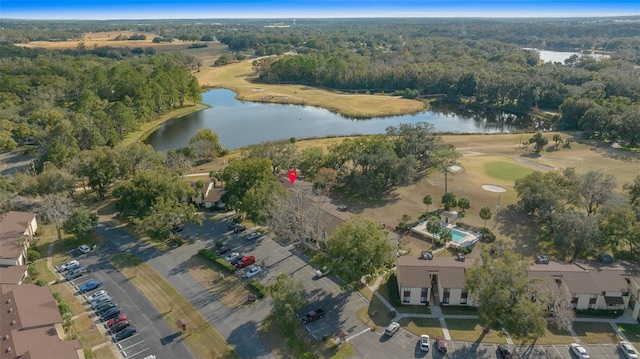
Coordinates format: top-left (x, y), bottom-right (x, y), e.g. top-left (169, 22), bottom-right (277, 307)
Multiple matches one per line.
top-left (448, 165), bottom-right (464, 173)
top-left (482, 184), bottom-right (507, 193)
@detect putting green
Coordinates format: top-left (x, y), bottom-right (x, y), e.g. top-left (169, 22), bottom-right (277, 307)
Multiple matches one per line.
top-left (484, 161), bottom-right (535, 181)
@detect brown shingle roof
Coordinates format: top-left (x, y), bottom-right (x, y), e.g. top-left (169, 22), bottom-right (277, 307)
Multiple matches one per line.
top-left (9, 325), bottom-right (82, 359)
top-left (0, 211), bottom-right (36, 259)
top-left (0, 284), bottom-right (61, 329)
top-left (0, 265), bottom-right (27, 284)
top-left (205, 188), bottom-right (225, 203)
top-left (397, 256), bottom-right (472, 289)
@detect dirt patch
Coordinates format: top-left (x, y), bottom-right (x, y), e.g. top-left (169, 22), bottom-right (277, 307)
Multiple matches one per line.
top-left (515, 157), bottom-right (556, 170)
top-left (184, 255), bottom-right (251, 308)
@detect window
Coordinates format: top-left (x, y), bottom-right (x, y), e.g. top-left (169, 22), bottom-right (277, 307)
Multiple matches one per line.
top-left (403, 287), bottom-right (411, 303)
top-left (420, 288), bottom-right (428, 303)
top-left (555, 279), bottom-right (562, 286)
top-left (442, 288), bottom-right (450, 301)
top-left (442, 297), bottom-right (449, 304)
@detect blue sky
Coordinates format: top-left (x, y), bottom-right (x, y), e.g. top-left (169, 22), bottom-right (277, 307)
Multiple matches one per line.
top-left (1, 0), bottom-right (638, 20)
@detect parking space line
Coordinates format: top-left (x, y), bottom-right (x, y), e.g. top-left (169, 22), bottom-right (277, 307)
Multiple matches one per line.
top-left (117, 337), bottom-right (143, 351)
top-left (122, 347), bottom-right (150, 358)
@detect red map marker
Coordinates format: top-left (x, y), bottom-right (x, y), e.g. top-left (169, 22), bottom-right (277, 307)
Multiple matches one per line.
top-left (287, 169), bottom-right (298, 184)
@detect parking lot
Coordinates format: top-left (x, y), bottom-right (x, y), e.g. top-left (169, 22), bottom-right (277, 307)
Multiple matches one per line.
top-left (62, 244), bottom-right (194, 359)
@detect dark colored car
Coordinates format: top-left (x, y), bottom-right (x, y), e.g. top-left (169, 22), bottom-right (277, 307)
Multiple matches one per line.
top-left (216, 247), bottom-right (231, 255)
top-left (107, 314), bottom-right (128, 328)
top-left (227, 221), bottom-right (238, 230)
top-left (498, 344), bottom-right (514, 359)
top-left (100, 308), bottom-right (122, 321)
top-left (172, 223), bottom-right (184, 233)
top-left (65, 267), bottom-right (87, 281)
top-left (230, 255), bottom-right (245, 265)
top-left (97, 302), bottom-right (118, 315)
top-left (114, 326), bottom-right (137, 341)
top-left (437, 337), bottom-right (447, 352)
top-left (64, 263), bottom-right (83, 273)
top-left (109, 320), bottom-right (132, 334)
top-left (80, 279), bottom-right (103, 293)
top-left (535, 255), bottom-right (550, 264)
top-left (300, 308), bottom-right (325, 324)
top-left (233, 225), bottom-right (247, 233)
top-left (235, 255), bottom-right (256, 269)
top-left (598, 253), bottom-right (614, 263)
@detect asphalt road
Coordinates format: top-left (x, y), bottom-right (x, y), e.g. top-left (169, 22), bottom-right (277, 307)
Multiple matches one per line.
top-left (67, 240), bottom-right (194, 359)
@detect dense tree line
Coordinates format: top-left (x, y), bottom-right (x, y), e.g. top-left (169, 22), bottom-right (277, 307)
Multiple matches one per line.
top-left (0, 47), bottom-right (201, 164)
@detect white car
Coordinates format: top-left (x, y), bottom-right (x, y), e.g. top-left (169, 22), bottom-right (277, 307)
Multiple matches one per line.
top-left (78, 244), bottom-right (91, 254)
top-left (316, 266), bottom-right (330, 278)
top-left (246, 232), bottom-right (262, 240)
top-left (420, 334), bottom-right (430, 352)
top-left (569, 343), bottom-right (590, 358)
top-left (620, 341), bottom-right (639, 359)
top-left (58, 260), bottom-right (80, 272)
top-left (224, 252), bottom-right (240, 262)
top-left (86, 290), bottom-right (107, 302)
top-left (384, 322), bottom-right (400, 336)
top-left (245, 265), bottom-right (262, 278)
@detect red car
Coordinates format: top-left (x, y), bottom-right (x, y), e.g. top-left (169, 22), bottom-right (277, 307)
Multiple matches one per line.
top-left (107, 314), bottom-right (128, 328)
top-left (109, 320), bottom-right (132, 334)
top-left (234, 256), bottom-right (256, 269)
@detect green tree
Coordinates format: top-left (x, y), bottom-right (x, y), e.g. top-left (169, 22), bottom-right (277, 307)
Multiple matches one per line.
top-left (457, 196), bottom-right (471, 213)
top-left (243, 140), bottom-right (298, 175)
top-left (441, 191), bottom-right (457, 211)
top-left (115, 143), bottom-right (166, 180)
top-left (552, 209), bottom-right (601, 261)
top-left (465, 249), bottom-right (547, 342)
top-left (514, 168), bottom-right (577, 224)
top-left (552, 133), bottom-right (562, 149)
top-left (34, 167), bottom-right (76, 197)
top-left (600, 207), bottom-right (639, 255)
top-left (311, 216), bottom-right (394, 290)
top-left (63, 206), bottom-right (98, 241)
top-left (78, 147), bottom-right (119, 199)
top-left (623, 175), bottom-right (640, 208)
top-left (479, 206), bottom-right (492, 228)
top-left (270, 273), bottom-right (304, 335)
top-left (137, 197), bottom-right (203, 241)
top-left (528, 132), bottom-right (549, 154)
top-left (298, 147), bottom-right (326, 179)
top-left (423, 194), bottom-right (433, 213)
top-left (573, 170), bottom-right (616, 216)
top-left (431, 147), bottom-right (462, 194)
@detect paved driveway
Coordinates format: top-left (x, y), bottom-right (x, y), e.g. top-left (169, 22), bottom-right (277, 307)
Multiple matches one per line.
top-left (68, 242), bottom-right (193, 359)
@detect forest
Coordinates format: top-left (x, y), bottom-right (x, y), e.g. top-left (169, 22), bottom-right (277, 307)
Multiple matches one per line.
top-left (2, 17), bottom-right (639, 149)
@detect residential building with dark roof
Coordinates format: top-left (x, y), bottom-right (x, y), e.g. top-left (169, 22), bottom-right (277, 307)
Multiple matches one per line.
top-left (0, 211), bottom-right (38, 285)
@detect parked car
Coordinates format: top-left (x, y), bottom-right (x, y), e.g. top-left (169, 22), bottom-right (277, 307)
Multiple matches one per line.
top-left (233, 225), bottom-right (247, 233)
top-left (100, 308), bottom-right (121, 321)
top-left (245, 265), bottom-right (262, 278)
top-left (78, 244), bottom-right (91, 254)
top-left (227, 221), bottom-right (238, 230)
top-left (86, 290), bottom-right (108, 302)
top-left (235, 255), bottom-right (256, 269)
top-left (65, 268), bottom-right (87, 281)
top-left (58, 260), bottom-right (80, 272)
top-left (142, 356), bottom-right (156, 359)
top-left (172, 224), bottom-right (184, 233)
top-left (114, 326), bottom-right (137, 341)
top-left (109, 320), bottom-right (131, 334)
top-left (107, 314), bottom-right (128, 328)
top-left (96, 301), bottom-right (118, 314)
top-left (79, 279), bottom-right (102, 293)
top-left (246, 232), bottom-right (262, 240)
top-left (336, 205), bottom-right (348, 212)
top-left (419, 334), bottom-right (430, 352)
top-left (437, 337), bottom-right (448, 352)
top-left (216, 246), bottom-right (231, 256)
top-left (598, 253), bottom-right (614, 264)
top-left (498, 344), bottom-right (514, 359)
top-left (224, 252), bottom-right (240, 262)
top-left (569, 343), bottom-right (590, 358)
top-left (456, 252), bottom-right (466, 262)
top-left (230, 255), bottom-right (245, 265)
top-left (64, 263), bottom-right (83, 273)
top-left (91, 296), bottom-right (113, 308)
top-left (619, 341), bottom-right (639, 359)
top-left (535, 255), bottom-right (550, 264)
top-left (384, 322), bottom-right (400, 336)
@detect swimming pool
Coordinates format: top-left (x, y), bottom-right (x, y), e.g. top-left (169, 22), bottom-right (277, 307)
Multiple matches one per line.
top-left (451, 228), bottom-right (468, 243)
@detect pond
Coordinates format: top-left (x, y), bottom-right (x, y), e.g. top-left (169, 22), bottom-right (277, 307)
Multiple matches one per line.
top-left (145, 89), bottom-right (531, 152)
top-left (524, 48), bottom-right (610, 64)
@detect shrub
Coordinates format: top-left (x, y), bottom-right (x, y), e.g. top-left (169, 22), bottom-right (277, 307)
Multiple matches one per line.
top-left (35, 279), bottom-right (48, 287)
top-left (198, 248), bottom-right (235, 273)
top-left (248, 279), bottom-right (268, 298)
top-left (478, 227), bottom-right (496, 243)
top-left (27, 249), bottom-right (41, 262)
top-left (215, 241), bottom-right (224, 249)
top-left (58, 301), bottom-right (72, 315)
top-left (53, 292), bottom-right (63, 301)
top-left (457, 246), bottom-right (473, 254)
top-left (27, 264), bottom-right (39, 277)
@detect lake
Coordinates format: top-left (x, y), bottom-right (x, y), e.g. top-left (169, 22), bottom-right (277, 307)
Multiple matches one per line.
top-left (145, 89), bottom-right (529, 152)
top-left (524, 48), bottom-right (610, 64)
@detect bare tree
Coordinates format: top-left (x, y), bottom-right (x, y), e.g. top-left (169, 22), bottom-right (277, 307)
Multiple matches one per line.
top-left (267, 190), bottom-right (327, 250)
top-left (536, 278), bottom-right (575, 332)
top-left (39, 193), bottom-right (74, 241)
top-left (166, 151), bottom-right (193, 176)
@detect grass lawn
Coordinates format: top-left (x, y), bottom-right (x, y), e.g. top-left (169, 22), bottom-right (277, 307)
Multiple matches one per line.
top-left (445, 319), bottom-right (508, 343)
top-left (617, 323), bottom-right (640, 350)
top-left (440, 306), bottom-right (478, 316)
top-left (51, 232), bottom-right (107, 267)
top-left (399, 317), bottom-right (443, 338)
top-left (110, 253), bottom-right (238, 359)
top-left (92, 345), bottom-right (118, 359)
top-left (484, 161), bottom-right (535, 181)
top-left (355, 294), bottom-right (394, 330)
top-left (573, 322), bottom-right (619, 344)
top-left (517, 325), bottom-right (574, 345)
top-left (73, 313), bottom-right (106, 348)
top-left (183, 254), bottom-right (251, 308)
top-left (50, 282), bottom-right (85, 314)
top-left (32, 258), bottom-right (57, 283)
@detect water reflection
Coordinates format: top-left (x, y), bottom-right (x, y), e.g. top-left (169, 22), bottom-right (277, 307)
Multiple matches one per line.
top-left (145, 89), bottom-right (531, 152)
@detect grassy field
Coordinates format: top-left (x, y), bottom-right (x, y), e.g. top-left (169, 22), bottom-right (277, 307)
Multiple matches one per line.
top-left (399, 317), bottom-right (444, 339)
top-left (484, 161), bottom-right (536, 181)
top-left (573, 322), bottom-right (619, 344)
top-left (183, 254), bottom-right (252, 308)
top-left (445, 319), bottom-right (508, 343)
top-left (110, 253), bottom-right (238, 359)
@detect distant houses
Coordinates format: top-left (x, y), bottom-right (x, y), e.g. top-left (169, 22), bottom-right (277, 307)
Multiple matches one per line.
top-left (0, 211), bottom-right (38, 285)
